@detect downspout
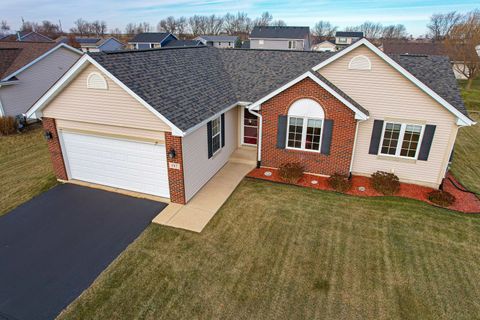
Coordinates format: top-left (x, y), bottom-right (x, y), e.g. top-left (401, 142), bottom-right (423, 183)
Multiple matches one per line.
top-left (247, 107), bottom-right (262, 168)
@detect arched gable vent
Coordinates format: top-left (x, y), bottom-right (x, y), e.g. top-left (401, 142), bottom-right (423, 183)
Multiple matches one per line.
top-left (87, 72), bottom-right (108, 90)
top-left (348, 55), bottom-right (371, 70)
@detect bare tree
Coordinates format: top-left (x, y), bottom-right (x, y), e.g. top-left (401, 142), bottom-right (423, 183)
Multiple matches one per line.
top-left (271, 20), bottom-right (287, 27)
top-left (253, 11), bottom-right (273, 27)
top-left (223, 12), bottom-right (252, 35)
top-left (188, 15), bottom-right (204, 35)
top-left (382, 24), bottom-right (407, 39)
top-left (346, 21), bottom-right (384, 39)
top-left (89, 20), bottom-right (107, 36)
top-left (312, 20), bottom-right (337, 37)
top-left (205, 14), bottom-right (224, 34)
top-left (0, 20), bottom-right (10, 36)
top-left (444, 10), bottom-right (480, 89)
top-left (110, 27), bottom-right (122, 37)
top-left (427, 11), bottom-right (463, 40)
top-left (37, 20), bottom-right (62, 38)
top-left (20, 18), bottom-right (40, 33)
top-left (157, 16), bottom-right (178, 34)
top-left (70, 18), bottom-right (89, 36)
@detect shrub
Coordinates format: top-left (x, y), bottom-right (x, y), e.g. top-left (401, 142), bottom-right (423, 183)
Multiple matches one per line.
top-left (0, 116), bottom-right (16, 135)
top-left (428, 190), bottom-right (456, 207)
top-left (371, 171), bottom-right (400, 195)
top-left (328, 173), bottom-right (352, 192)
top-left (278, 162), bottom-right (304, 183)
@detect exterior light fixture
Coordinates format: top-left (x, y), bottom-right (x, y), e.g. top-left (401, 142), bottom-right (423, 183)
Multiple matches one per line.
top-left (43, 130), bottom-right (53, 140)
top-left (168, 149), bottom-right (176, 159)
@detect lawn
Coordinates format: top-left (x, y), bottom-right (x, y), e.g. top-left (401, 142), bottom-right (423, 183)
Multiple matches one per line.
top-left (56, 179), bottom-right (480, 320)
top-left (0, 127), bottom-right (57, 216)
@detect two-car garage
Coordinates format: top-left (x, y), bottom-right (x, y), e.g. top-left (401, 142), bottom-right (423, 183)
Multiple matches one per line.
top-left (60, 131), bottom-right (170, 198)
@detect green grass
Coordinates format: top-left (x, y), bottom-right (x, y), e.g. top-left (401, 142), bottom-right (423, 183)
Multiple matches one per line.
top-left (459, 78), bottom-right (480, 112)
top-left (57, 180), bottom-right (480, 320)
top-left (0, 127), bottom-right (57, 216)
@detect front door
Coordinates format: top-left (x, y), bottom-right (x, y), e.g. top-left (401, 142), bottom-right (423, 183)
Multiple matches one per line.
top-left (242, 107), bottom-right (258, 145)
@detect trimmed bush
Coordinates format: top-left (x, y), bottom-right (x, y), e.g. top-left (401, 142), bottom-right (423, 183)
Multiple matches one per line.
top-left (328, 173), bottom-right (352, 192)
top-left (371, 171), bottom-right (400, 195)
top-left (428, 190), bottom-right (456, 207)
top-left (0, 116), bottom-right (16, 135)
top-left (278, 162), bottom-right (304, 183)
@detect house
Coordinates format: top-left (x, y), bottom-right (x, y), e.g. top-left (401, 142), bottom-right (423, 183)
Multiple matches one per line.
top-left (0, 31), bottom-right (53, 42)
top-left (162, 39), bottom-right (203, 48)
top-left (311, 40), bottom-right (336, 52)
top-left (335, 31), bottom-right (363, 49)
top-left (381, 41), bottom-right (473, 80)
top-left (0, 42), bottom-right (81, 118)
top-left (73, 37), bottom-right (125, 52)
top-left (127, 32), bottom-right (177, 49)
top-left (195, 35), bottom-right (238, 48)
top-left (27, 38), bottom-right (474, 206)
top-left (249, 26), bottom-right (310, 50)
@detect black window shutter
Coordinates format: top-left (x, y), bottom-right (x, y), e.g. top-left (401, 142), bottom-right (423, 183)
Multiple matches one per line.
top-left (207, 121), bottom-right (213, 159)
top-left (369, 120), bottom-right (384, 155)
top-left (321, 119), bottom-right (333, 155)
top-left (418, 124), bottom-right (436, 161)
top-left (277, 115), bottom-right (288, 149)
top-left (221, 113), bottom-right (225, 148)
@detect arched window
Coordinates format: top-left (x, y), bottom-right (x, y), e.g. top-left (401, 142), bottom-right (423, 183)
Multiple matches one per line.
top-left (87, 72), bottom-right (108, 90)
top-left (286, 99), bottom-right (324, 152)
top-left (348, 55), bottom-right (371, 70)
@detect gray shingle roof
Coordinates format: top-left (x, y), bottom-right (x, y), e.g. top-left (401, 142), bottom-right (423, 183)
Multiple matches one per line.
top-left (197, 35), bottom-right (238, 42)
top-left (389, 54), bottom-right (468, 116)
top-left (89, 45), bottom-right (467, 131)
top-left (129, 33), bottom-right (171, 43)
top-left (336, 31), bottom-right (364, 38)
top-left (162, 39), bottom-right (203, 48)
top-left (251, 26), bottom-right (310, 39)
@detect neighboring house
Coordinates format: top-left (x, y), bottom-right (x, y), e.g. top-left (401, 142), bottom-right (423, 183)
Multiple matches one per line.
top-left (73, 37), bottom-right (125, 52)
top-left (127, 32), bottom-right (177, 49)
top-left (0, 42), bottom-right (81, 118)
top-left (249, 26), bottom-right (310, 50)
top-left (311, 40), bottom-right (337, 52)
top-left (195, 35), bottom-right (238, 48)
top-left (241, 40), bottom-right (250, 49)
top-left (0, 31), bottom-right (53, 42)
top-left (335, 31), bottom-right (363, 49)
top-left (163, 39), bottom-right (203, 48)
top-left (28, 38), bottom-right (474, 206)
top-left (381, 41), bottom-right (472, 80)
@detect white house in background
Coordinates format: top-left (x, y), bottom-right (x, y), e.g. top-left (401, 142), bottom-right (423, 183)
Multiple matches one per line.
top-left (249, 26), bottom-right (311, 51)
top-left (335, 31), bottom-right (364, 49)
top-left (311, 40), bottom-right (337, 52)
top-left (127, 33), bottom-right (177, 50)
top-left (0, 42), bottom-right (81, 117)
top-left (195, 35), bottom-right (238, 48)
top-left (75, 37), bottom-right (125, 52)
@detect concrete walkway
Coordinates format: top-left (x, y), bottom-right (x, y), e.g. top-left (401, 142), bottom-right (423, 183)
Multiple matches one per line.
top-left (153, 148), bottom-right (256, 232)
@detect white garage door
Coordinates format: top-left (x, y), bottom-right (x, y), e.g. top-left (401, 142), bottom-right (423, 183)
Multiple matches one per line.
top-left (60, 131), bottom-right (169, 198)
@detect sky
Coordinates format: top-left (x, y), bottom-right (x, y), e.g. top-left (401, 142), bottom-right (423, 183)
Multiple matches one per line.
top-left (1, 0), bottom-right (478, 36)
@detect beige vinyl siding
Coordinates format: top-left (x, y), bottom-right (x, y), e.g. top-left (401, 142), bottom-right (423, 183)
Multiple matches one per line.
top-left (43, 63), bottom-right (171, 132)
top-left (56, 119), bottom-right (165, 143)
top-left (321, 45), bottom-right (458, 188)
top-left (182, 107), bottom-right (238, 201)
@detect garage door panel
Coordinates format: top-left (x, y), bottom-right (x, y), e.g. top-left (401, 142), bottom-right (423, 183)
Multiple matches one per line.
top-left (61, 131), bottom-right (169, 198)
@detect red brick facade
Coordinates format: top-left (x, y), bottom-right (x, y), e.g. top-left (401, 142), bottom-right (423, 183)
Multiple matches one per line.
top-left (165, 132), bottom-right (186, 204)
top-left (42, 117), bottom-right (68, 180)
top-left (261, 78), bottom-right (357, 176)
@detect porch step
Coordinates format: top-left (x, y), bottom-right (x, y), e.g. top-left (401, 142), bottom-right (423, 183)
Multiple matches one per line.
top-left (229, 147), bottom-right (257, 166)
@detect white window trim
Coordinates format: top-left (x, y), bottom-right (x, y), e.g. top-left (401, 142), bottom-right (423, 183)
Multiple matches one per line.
top-left (378, 122), bottom-right (425, 160)
top-left (285, 116), bottom-right (324, 153)
top-left (211, 116), bottom-right (222, 156)
top-left (259, 39), bottom-right (264, 45)
top-left (288, 40), bottom-right (296, 49)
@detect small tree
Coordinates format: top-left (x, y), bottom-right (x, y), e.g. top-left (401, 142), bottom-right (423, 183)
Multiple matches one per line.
top-left (312, 20), bottom-right (337, 37)
top-left (444, 10), bottom-right (480, 89)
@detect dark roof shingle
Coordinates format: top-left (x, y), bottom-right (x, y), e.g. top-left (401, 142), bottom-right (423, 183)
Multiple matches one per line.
top-left (129, 32), bottom-right (172, 43)
top-left (382, 41), bottom-right (446, 55)
top-left (335, 31), bottom-right (364, 38)
top-left (251, 26), bottom-right (310, 39)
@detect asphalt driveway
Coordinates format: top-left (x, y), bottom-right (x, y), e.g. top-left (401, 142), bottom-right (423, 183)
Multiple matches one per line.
top-left (0, 184), bottom-right (167, 320)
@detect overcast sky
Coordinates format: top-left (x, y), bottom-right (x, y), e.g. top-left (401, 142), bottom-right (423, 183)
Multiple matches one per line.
top-left (1, 0), bottom-right (477, 36)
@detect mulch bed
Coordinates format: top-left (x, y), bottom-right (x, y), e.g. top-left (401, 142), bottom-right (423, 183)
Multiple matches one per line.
top-left (247, 168), bottom-right (480, 213)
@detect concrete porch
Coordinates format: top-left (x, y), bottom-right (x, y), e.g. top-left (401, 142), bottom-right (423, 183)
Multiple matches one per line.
top-left (152, 146), bottom-right (256, 232)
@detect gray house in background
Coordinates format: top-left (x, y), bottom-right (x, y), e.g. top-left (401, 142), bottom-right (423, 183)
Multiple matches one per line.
top-left (127, 33), bottom-right (177, 49)
top-left (249, 26), bottom-right (310, 51)
top-left (0, 42), bottom-right (81, 118)
top-left (195, 35), bottom-right (238, 48)
top-left (335, 31), bottom-right (364, 49)
top-left (163, 39), bottom-right (203, 48)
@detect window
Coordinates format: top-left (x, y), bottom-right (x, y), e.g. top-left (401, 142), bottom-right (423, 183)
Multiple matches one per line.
top-left (286, 99), bottom-right (324, 152)
top-left (288, 41), bottom-right (296, 49)
top-left (87, 72), bottom-right (108, 90)
top-left (338, 37), bottom-right (347, 43)
top-left (211, 116), bottom-right (221, 155)
top-left (150, 43), bottom-right (155, 48)
top-left (380, 122), bottom-right (423, 159)
top-left (259, 39), bottom-right (264, 45)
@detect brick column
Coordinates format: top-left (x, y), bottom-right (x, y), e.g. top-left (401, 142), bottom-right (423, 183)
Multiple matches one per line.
top-left (42, 117), bottom-right (68, 181)
top-left (165, 132), bottom-right (186, 204)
